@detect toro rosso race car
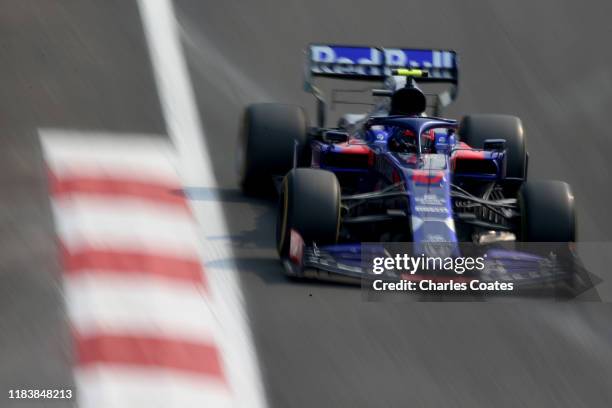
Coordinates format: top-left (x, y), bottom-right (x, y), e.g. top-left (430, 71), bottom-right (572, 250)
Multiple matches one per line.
top-left (238, 44), bottom-right (583, 289)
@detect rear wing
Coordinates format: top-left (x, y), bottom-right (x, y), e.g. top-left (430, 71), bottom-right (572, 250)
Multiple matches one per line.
top-left (304, 44), bottom-right (459, 126)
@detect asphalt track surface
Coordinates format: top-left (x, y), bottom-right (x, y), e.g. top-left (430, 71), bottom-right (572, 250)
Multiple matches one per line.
top-left (2, 0), bottom-right (612, 407)
top-left (1, 1), bottom-right (165, 407)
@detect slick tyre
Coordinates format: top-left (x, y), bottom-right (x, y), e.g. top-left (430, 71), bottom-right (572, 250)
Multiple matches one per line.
top-left (518, 180), bottom-right (576, 242)
top-left (238, 103), bottom-right (309, 195)
top-left (459, 114), bottom-right (527, 179)
top-left (276, 168), bottom-right (341, 257)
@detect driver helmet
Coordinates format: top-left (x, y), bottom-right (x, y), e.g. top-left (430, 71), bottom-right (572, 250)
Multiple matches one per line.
top-left (389, 128), bottom-right (418, 153)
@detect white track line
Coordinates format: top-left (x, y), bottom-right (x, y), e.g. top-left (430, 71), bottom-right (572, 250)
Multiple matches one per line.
top-left (137, 1), bottom-right (267, 407)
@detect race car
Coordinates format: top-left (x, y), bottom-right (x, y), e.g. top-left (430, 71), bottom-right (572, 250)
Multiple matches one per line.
top-left (237, 44), bottom-right (579, 287)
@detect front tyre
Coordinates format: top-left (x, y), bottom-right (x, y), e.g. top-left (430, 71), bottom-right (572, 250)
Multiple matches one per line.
top-left (276, 168), bottom-right (341, 257)
top-left (518, 180), bottom-right (576, 242)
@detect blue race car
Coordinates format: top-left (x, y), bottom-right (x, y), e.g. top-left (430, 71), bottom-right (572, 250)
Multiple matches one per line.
top-left (238, 44), bottom-right (577, 285)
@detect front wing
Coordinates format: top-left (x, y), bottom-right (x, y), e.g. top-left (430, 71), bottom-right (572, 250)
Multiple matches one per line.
top-left (282, 231), bottom-right (597, 295)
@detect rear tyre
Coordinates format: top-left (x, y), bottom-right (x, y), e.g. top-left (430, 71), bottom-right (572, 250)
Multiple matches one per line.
top-left (459, 114), bottom-right (527, 179)
top-left (276, 168), bottom-right (341, 256)
top-left (518, 180), bottom-right (576, 242)
top-left (238, 103), bottom-right (308, 195)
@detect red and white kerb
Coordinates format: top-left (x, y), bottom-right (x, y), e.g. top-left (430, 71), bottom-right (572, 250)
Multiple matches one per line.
top-left (41, 131), bottom-right (233, 407)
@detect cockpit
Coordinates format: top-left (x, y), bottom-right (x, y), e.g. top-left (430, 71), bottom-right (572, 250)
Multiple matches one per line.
top-left (387, 127), bottom-right (436, 154)
top-left (363, 116), bottom-right (457, 155)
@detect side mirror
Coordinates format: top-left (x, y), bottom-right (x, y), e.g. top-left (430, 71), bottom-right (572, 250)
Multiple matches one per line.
top-left (483, 139), bottom-right (506, 152)
top-left (322, 130), bottom-right (349, 144)
top-left (435, 138), bottom-right (450, 154)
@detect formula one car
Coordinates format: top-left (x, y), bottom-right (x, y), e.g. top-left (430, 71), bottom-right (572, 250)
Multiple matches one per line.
top-left (237, 44), bottom-right (579, 287)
